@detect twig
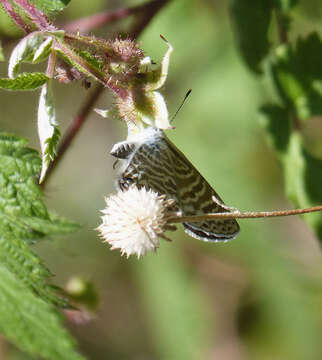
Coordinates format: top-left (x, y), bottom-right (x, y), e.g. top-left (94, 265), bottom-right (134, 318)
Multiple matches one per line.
top-left (167, 205), bottom-right (322, 224)
top-left (63, 7), bottom-right (137, 33)
top-left (63, 0), bottom-right (169, 34)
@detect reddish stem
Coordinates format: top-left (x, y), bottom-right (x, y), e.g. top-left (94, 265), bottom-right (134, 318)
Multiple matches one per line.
top-left (63, 7), bottom-right (135, 33)
top-left (0, 0), bottom-right (30, 33)
top-left (63, 0), bottom-right (169, 35)
top-left (14, 0), bottom-right (55, 30)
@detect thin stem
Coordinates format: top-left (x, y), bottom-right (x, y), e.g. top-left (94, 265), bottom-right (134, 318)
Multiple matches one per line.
top-left (63, 0), bottom-right (169, 34)
top-left (46, 49), bottom-right (56, 78)
top-left (0, 0), bottom-right (30, 33)
top-left (130, 0), bottom-right (170, 38)
top-left (275, 9), bottom-right (287, 44)
top-left (63, 7), bottom-right (136, 33)
top-left (167, 205), bottom-right (322, 224)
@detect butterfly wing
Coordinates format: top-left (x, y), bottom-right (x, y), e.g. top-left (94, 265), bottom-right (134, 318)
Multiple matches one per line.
top-left (164, 136), bottom-right (240, 241)
top-left (118, 129), bottom-right (239, 242)
top-left (117, 134), bottom-right (179, 204)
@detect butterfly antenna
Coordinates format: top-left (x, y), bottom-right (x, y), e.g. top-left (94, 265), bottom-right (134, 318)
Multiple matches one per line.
top-left (170, 89), bottom-right (192, 123)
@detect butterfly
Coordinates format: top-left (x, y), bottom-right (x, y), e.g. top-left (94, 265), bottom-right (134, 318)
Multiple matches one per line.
top-left (110, 126), bottom-right (240, 241)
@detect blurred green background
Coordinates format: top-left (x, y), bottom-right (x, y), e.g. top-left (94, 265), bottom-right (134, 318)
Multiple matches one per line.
top-left (2, 0), bottom-right (322, 359)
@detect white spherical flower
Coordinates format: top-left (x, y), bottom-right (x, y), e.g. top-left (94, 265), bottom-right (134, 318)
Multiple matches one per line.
top-left (97, 187), bottom-right (176, 258)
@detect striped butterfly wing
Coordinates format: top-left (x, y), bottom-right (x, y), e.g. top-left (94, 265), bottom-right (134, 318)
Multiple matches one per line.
top-left (118, 133), bottom-right (179, 204)
top-left (118, 129), bottom-right (239, 241)
top-left (164, 135), bottom-right (240, 241)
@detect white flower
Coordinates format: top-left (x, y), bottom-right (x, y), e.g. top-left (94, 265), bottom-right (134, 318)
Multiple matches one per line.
top-left (97, 187), bottom-right (176, 258)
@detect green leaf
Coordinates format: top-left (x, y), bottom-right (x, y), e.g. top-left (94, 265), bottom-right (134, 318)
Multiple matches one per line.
top-left (0, 133), bottom-right (82, 358)
top-left (0, 235), bottom-right (67, 307)
top-left (0, 133), bottom-right (76, 241)
top-left (229, 0), bottom-right (274, 73)
top-left (9, 32), bottom-right (44, 78)
top-left (37, 80), bottom-right (60, 183)
top-left (270, 33), bottom-right (322, 120)
top-left (260, 104), bottom-right (322, 239)
top-left (0, 72), bottom-right (48, 90)
top-left (29, 0), bottom-right (71, 16)
top-left (33, 37), bottom-right (53, 62)
top-left (76, 50), bottom-right (104, 72)
top-left (0, 264), bottom-right (84, 360)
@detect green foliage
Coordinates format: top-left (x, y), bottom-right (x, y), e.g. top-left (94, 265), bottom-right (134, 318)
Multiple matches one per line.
top-left (229, 0), bottom-right (274, 73)
top-left (0, 133), bottom-right (82, 358)
top-left (0, 234), bottom-right (66, 307)
top-left (29, 0), bottom-right (71, 16)
top-left (33, 37), bottom-right (53, 62)
top-left (0, 133), bottom-right (77, 242)
top-left (271, 33), bottom-right (322, 120)
top-left (0, 264), bottom-right (84, 360)
top-left (0, 72), bottom-right (48, 90)
top-left (8, 32), bottom-right (45, 78)
top-left (76, 49), bottom-right (104, 72)
top-left (38, 81), bottom-right (60, 183)
top-left (261, 105), bottom-right (322, 238)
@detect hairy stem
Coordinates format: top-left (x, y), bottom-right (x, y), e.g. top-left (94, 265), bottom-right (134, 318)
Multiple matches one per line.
top-left (168, 205), bottom-right (322, 224)
top-left (13, 0), bottom-right (55, 30)
top-left (0, 0), bottom-right (30, 33)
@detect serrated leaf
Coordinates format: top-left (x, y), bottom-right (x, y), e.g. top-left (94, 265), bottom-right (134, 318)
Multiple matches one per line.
top-left (0, 235), bottom-right (67, 307)
top-left (0, 264), bottom-right (84, 360)
top-left (0, 133), bottom-right (76, 241)
top-left (37, 81), bottom-right (60, 183)
top-left (9, 32), bottom-right (44, 78)
top-left (260, 104), bottom-right (322, 239)
top-left (270, 33), bottom-right (322, 120)
top-left (21, 212), bottom-right (80, 236)
top-left (33, 37), bottom-right (53, 63)
top-left (0, 72), bottom-right (48, 90)
top-left (230, 0), bottom-right (274, 74)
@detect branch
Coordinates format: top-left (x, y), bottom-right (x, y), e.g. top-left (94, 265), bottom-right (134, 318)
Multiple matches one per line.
top-left (167, 205), bottom-right (322, 224)
top-left (62, 0), bottom-right (169, 34)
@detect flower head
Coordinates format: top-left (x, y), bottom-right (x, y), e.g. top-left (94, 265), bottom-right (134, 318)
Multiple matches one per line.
top-left (97, 187), bottom-right (176, 258)
top-left (96, 37), bottom-right (173, 133)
